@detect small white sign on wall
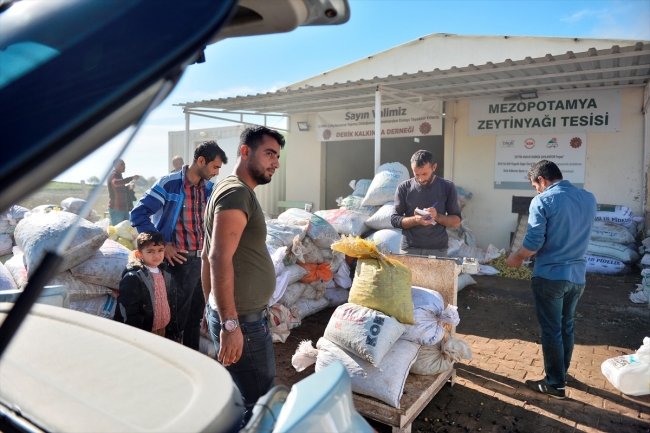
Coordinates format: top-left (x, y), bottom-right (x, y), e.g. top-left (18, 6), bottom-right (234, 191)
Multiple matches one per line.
top-left (494, 133), bottom-right (586, 190)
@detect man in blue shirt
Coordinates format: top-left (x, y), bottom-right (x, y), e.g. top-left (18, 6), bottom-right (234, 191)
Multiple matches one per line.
top-left (506, 160), bottom-right (597, 400)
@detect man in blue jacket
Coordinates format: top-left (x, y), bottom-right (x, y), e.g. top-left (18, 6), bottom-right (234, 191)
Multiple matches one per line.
top-left (507, 160), bottom-right (597, 399)
top-left (131, 141), bottom-right (228, 350)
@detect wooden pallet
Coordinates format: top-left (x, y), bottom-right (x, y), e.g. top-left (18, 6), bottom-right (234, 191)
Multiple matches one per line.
top-left (354, 368), bottom-right (456, 432)
top-left (353, 254), bottom-right (461, 433)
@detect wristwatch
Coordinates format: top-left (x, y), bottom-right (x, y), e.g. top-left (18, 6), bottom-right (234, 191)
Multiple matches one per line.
top-left (221, 318), bottom-right (239, 332)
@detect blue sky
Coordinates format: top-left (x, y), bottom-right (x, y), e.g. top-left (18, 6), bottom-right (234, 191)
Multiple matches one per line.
top-left (56, 0), bottom-right (650, 183)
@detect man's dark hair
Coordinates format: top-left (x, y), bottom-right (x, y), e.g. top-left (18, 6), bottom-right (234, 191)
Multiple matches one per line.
top-left (237, 126), bottom-right (285, 156)
top-left (194, 140), bottom-right (228, 164)
top-left (527, 160), bottom-right (563, 182)
top-left (136, 231), bottom-right (165, 251)
top-left (410, 150), bottom-right (435, 168)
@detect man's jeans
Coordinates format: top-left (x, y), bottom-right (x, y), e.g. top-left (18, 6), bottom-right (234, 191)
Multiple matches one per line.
top-left (531, 277), bottom-right (585, 388)
top-left (109, 209), bottom-right (128, 226)
top-left (165, 256), bottom-right (204, 351)
top-left (205, 304), bottom-right (276, 417)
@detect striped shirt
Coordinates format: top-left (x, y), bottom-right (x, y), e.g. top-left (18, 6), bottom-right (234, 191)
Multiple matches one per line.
top-left (150, 270), bottom-right (170, 332)
top-left (173, 169), bottom-right (206, 251)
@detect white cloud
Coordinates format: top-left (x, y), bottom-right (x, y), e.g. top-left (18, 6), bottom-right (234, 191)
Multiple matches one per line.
top-left (560, 8), bottom-right (608, 23)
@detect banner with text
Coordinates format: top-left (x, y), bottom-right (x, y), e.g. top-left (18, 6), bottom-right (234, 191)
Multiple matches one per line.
top-left (494, 133), bottom-right (586, 190)
top-left (316, 101), bottom-right (443, 142)
top-left (469, 89), bottom-right (621, 136)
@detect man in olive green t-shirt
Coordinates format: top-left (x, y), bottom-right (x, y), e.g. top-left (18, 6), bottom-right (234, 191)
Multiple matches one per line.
top-left (201, 125), bottom-right (285, 420)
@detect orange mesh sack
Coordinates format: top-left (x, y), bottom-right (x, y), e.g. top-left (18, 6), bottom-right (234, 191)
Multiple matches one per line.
top-left (297, 263), bottom-right (333, 283)
top-left (331, 235), bottom-right (413, 324)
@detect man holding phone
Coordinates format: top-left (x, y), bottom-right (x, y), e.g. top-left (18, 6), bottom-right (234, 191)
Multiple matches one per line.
top-left (391, 150), bottom-right (461, 256)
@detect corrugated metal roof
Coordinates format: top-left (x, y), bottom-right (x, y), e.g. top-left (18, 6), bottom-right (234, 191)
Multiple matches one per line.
top-left (178, 42), bottom-right (650, 115)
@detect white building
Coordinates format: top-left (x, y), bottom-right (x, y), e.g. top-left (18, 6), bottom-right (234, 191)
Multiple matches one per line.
top-left (177, 34), bottom-right (650, 250)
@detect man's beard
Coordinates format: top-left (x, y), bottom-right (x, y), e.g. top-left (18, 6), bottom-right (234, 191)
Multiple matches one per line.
top-left (417, 172), bottom-right (435, 186)
top-left (248, 154), bottom-right (272, 185)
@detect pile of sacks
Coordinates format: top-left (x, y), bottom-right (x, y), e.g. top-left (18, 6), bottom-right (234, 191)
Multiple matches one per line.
top-left (585, 205), bottom-right (643, 276)
top-left (265, 208), bottom-right (353, 343)
top-left (290, 236), bottom-right (471, 408)
top-left (0, 210), bottom-right (132, 319)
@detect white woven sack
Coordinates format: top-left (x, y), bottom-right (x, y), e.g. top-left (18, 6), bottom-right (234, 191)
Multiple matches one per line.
top-left (4, 253), bottom-right (28, 289)
top-left (585, 254), bottom-right (630, 275)
top-left (361, 162), bottom-right (410, 207)
top-left (324, 286), bottom-right (349, 307)
top-left (595, 205), bottom-right (633, 228)
top-left (0, 234), bottom-right (12, 256)
top-left (324, 303), bottom-right (405, 366)
top-left (48, 270), bottom-right (113, 302)
top-left (314, 209), bottom-right (369, 237)
top-left (61, 197), bottom-right (87, 215)
top-left (0, 205), bottom-right (29, 234)
top-left (293, 296), bottom-right (329, 320)
top-left (350, 179), bottom-right (372, 197)
top-left (266, 219), bottom-right (308, 249)
top-left (70, 239), bottom-right (130, 289)
top-left (410, 337), bottom-right (472, 375)
top-left (285, 264), bottom-right (309, 285)
top-left (367, 229), bottom-right (402, 254)
top-left (301, 281), bottom-right (327, 301)
top-left (587, 240), bottom-right (639, 264)
top-left (364, 202), bottom-right (395, 230)
top-left (0, 261), bottom-right (17, 292)
top-left (69, 294), bottom-right (116, 319)
top-left (411, 286), bottom-right (444, 314)
top-left (15, 211), bottom-right (107, 276)
top-left (299, 237), bottom-right (324, 264)
top-left (402, 307), bottom-right (446, 345)
top-left (278, 282), bottom-right (307, 308)
top-left (591, 220), bottom-right (635, 244)
top-left (337, 195), bottom-right (380, 216)
top-left (278, 208), bottom-right (340, 249)
top-left (457, 273), bottom-right (477, 292)
top-left (315, 337), bottom-right (420, 408)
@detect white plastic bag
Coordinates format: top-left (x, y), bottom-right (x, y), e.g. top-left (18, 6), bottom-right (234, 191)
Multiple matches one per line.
top-left (277, 208), bottom-right (340, 249)
top-left (457, 273), bottom-right (477, 292)
top-left (601, 337), bottom-right (650, 396)
top-left (350, 179), bottom-right (372, 197)
top-left (337, 195), bottom-right (380, 216)
top-left (291, 340), bottom-right (320, 372)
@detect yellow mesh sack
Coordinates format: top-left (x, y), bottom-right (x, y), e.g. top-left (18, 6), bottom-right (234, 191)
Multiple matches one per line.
top-left (332, 235), bottom-right (413, 324)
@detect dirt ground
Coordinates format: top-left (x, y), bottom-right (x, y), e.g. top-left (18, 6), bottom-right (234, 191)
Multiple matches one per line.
top-left (273, 271), bottom-right (650, 433)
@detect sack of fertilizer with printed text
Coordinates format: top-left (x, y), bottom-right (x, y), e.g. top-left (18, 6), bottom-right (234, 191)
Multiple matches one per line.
top-left (337, 195), bottom-right (380, 216)
top-left (595, 204), bottom-right (633, 228)
top-left (324, 303), bottom-right (405, 366)
top-left (361, 162), bottom-right (410, 207)
top-left (585, 254), bottom-right (631, 275)
top-left (590, 220), bottom-right (635, 244)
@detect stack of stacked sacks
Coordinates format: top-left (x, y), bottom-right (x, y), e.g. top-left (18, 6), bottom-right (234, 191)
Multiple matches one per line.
top-left (0, 211), bottom-right (130, 319)
top-left (290, 236), bottom-right (472, 408)
top-left (0, 205), bottom-right (30, 262)
top-left (264, 208), bottom-right (352, 342)
top-left (316, 162), bottom-right (410, 243)
top-left (585, 205), bottom-right (643, 275)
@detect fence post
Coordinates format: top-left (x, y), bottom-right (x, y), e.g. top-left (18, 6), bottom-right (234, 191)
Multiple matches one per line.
top-left (80, 180), bottom-right (87, 198)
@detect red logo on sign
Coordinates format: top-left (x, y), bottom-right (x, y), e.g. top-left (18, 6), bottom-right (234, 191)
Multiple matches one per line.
top-left (524, 138), bottom-right (535, 149)
top-left (570, 137), bottom-right (582, 148)
top-left (323, 129), bottom-right (332, 140)
top-left (419, 122), bottom-right (432, 135)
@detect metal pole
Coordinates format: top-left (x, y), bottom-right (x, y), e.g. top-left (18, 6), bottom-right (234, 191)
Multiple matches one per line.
top-left (184, 111), bottom-right (191, 165)
top-left (374, 86), bottom-right (382, 172)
